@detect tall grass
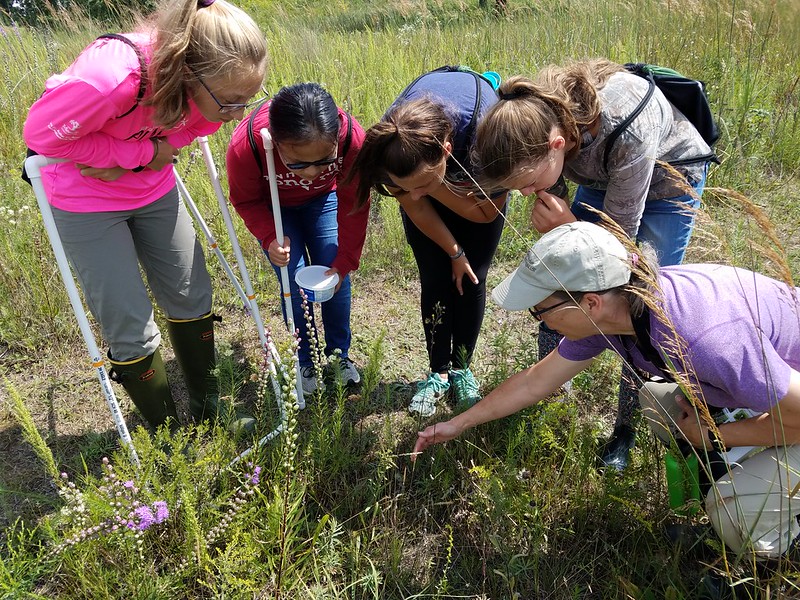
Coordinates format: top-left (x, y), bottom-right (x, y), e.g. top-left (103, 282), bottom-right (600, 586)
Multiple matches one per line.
top-left (2, 0), bottom-right (798, 350)
top-left (1, 0), bottom-right (799, 598)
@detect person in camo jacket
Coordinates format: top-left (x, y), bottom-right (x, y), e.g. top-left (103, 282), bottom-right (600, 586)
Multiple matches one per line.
top-left (474, 58), bottom-right (714, 471)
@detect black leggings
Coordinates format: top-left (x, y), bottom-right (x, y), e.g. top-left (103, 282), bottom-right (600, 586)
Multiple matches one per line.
top-left (402, 200), bottom-right (505, 374)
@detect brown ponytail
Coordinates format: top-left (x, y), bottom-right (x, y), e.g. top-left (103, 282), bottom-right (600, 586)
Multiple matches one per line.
top-left (349, 97), bottom-right (454, 209)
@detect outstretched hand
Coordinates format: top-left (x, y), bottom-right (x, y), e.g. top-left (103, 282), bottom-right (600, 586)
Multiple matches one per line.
top-left (411, 419), bottom-right (462, 460)
top-left (530, 190), bottom-right (576, 233)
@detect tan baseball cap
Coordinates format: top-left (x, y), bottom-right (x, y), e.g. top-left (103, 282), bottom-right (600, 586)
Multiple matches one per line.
top-left (492, 222), bottom-right (632, 311)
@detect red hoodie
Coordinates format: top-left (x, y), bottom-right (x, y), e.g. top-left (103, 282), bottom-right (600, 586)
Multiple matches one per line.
top-left (226, 103), bottom-right (368, 277)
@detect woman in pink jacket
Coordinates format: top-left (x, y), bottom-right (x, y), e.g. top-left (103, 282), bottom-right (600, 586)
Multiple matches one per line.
top-left (23, 0), bottom-right (267, 433)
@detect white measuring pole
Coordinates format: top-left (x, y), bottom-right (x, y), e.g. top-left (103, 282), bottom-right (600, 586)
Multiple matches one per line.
top-left (260, 128), bottom-right (306, 410)
top-left (189, 139), bottom-right (297, 461)
top-left (24, 154), bottom-right (140, 467)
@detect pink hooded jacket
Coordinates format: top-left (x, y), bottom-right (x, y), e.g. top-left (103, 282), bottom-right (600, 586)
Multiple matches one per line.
top-left (22, 32), bottom-right (220, 212)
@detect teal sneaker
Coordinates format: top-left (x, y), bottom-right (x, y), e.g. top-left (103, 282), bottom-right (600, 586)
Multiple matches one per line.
top-left (451, 368), bottom-right (481, 406)
top-left (408, 373), bottom-right (450, 417)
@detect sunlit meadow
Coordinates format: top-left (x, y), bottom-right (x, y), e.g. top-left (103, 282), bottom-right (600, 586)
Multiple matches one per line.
top-left (1, 0), bottom-right (799, 598)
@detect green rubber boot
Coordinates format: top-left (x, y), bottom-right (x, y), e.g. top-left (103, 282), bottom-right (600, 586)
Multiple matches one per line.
top-left (166, 313), bottom-right (255, 435)
top-left (108, 349), bottom-right (179, 432)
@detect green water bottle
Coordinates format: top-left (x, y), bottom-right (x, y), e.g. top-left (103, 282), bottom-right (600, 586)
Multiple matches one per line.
top-left (664, 449), bottom-right (700, 515)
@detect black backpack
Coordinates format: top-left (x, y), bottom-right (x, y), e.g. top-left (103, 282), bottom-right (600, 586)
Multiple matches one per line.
top-left (603, 63), bottom-right (720, 171)
top-left (245, 101), bottom-right (354, 176)
top-left (21, 33), bottom-right (147, 185)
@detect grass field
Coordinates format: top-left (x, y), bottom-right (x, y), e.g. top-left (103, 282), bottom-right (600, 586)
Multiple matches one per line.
top-left (2, 0), bottom-right (800, 598)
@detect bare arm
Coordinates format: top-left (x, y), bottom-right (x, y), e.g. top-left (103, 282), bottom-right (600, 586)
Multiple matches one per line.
top-left (394, 189), bottom-right (478, 293)
top-left (394, 190), bottom-right (459, 255)
top-left (413, 351), bottom-right (593, 457)
top-left (677, 369), bottom-right (800, 448)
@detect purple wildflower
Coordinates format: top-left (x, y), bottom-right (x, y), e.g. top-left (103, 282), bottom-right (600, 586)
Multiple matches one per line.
top-left (123, 480), bottom-right (135, 489)
top-left (133, 505), bottom-right (156, 530)
top-left (250, 466), bottom-right (261, 486)
top-left (153, 501), bottom-right (169, 524)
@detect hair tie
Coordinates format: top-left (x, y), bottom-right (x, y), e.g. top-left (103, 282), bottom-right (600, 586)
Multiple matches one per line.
top-left (630, 252), bottom-right (640, 268)
top-left (198, 0), bottom-right (216, 7)
top-left (498, 90), bottom-right (522, 101)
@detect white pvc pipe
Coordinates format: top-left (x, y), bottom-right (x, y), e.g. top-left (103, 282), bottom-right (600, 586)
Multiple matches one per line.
top-left (196, 138), bottom-right (270, 350)
top-left (192, 138), bottom-right (289, 453)
top-left (260, 128), bottom-right (306, 410)
top-left (24, 155), bottom-right (140, 467)
top-left (174, 172), bottom-right (252, 304)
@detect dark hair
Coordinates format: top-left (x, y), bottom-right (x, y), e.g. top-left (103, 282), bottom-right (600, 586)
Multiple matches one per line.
top-left (349, 97), bottom-right (454, 209)
top-left (268, 82), bottom-right (340, 145)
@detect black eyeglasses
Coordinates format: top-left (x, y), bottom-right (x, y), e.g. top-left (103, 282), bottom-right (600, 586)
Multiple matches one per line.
top-left (192, 71), bottom-right (267, 114)
top-left (528, 299), bottom-right (572, 322)
top-left (276, 144), bottom-right (338, 170)
top-left (284, 156), bottom-right (338, 170)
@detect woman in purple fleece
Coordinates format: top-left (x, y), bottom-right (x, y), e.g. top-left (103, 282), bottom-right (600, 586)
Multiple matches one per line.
top-left (414, 221), bottom-right (800, 562)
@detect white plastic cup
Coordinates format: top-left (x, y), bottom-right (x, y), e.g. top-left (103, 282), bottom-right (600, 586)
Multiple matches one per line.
top-left (294, 265), bottom-right (339, 303)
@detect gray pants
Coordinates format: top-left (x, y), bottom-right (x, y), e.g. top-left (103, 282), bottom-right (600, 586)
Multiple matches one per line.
top-left (641, 381), bottom-right (800, 559)
top-left (52, 188), bottom-right (212, 361)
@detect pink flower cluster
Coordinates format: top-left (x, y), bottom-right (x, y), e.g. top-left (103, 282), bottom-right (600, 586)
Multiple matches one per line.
top-left (51, 457), bottom-right (170, 556)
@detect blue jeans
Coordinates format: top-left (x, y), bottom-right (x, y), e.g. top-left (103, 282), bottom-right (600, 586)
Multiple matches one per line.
top-left (267, 191), bottom-right (351, 367)
top-left (571, 166), bottom-right (707, 267)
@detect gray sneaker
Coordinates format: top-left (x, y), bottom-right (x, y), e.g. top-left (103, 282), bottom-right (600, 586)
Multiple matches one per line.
top-left (337, 357), bottom-right (361, 385)
top-left (300, 366), bottom-right (325, 394)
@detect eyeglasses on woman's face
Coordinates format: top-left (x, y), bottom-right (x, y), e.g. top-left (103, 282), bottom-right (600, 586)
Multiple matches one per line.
top-left (527, 298), bottom-right (573, 322)
top-left (191, 69), bottom-right (267, 114)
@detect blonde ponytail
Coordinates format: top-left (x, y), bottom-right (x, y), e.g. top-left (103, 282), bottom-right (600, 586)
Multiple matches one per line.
top-left (146, 0), bottom-right (267, 128)
top-left (474, 59), bottom-right (624, 188)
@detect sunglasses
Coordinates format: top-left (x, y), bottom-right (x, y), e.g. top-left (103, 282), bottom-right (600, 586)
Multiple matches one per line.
top-left (527, 299), bottom-right (573, 322)
top-left (192, 70), bottom-right (267, 114)
top-left (284, 156), bottom-right (338, 170)
top-left (276, 144), bottom-right (338, 170)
